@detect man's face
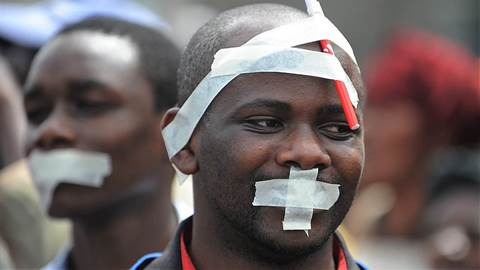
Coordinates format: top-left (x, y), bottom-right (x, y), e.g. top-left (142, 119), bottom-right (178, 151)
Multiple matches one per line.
top-left (24, 32), bottom-right (170, 217)
top-left (189, 71), bottom-right (364, 255)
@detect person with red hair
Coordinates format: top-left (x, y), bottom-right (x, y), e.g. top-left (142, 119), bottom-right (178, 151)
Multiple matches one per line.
top-left (350, 29), bottom-right (479, 239)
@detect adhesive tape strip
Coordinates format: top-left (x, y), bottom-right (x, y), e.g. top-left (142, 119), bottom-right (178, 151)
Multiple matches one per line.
top-left (163, 73), bottom-right (235, 164)
top-left (212, 45), bottom-right (358, 105)
top-left (244, 14), bottom-right (357, 65)
top-left (283, 207), bottom-right (314, 232)
top-left (252, 179), bottom-right (340, 209)
top-left (252, 167), bottom-right (340, 233)
top-left (164, 47), bottom-right (358, 163)
top-left (285, 168), bottom-right (320, 233)
top-left (28, 149), bottom-right (112, 211)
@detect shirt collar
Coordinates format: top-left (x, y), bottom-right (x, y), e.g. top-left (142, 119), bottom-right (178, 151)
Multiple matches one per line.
top-left (179, 227), bottom-right (348, 270)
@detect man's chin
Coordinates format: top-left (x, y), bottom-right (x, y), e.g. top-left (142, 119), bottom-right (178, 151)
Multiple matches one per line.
top-left (48, 197), bottom-right (97, 218)
top-left (250, 209), bottom-right (334, 258)
top-left (47, 184), bottom-right (105, 218)
top-left (250, 227), bottom-right (331, 262)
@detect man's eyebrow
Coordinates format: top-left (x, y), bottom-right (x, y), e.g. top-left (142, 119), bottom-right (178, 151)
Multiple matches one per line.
top-left (67, 79), bottom-right (111, 94)
top-left (318, 104), bottom-right (344, 115)
top-left (234, 99), bottom-right (291, 112)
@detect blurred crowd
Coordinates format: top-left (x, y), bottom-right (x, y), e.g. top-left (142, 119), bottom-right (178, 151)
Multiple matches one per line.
top-left (0, 0), bottom-right (478, 269)
top-left (345, 30), bottom-right (480, 269)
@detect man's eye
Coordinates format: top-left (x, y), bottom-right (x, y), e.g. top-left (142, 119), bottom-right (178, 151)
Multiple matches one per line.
top-left (26, 107), bottom-right (51, 125)
top-left (73, 99), bottom-right (114, 114)
top-left (252, 119), bottom-right (282, 128)
top-left (243, 117), bottom-right (284, 132)
top-left (318, 123), bottom-right (354, 140)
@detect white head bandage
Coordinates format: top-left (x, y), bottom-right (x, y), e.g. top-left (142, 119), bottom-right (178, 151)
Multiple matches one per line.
top-left (253, 167), bottom-right (340, 235)
top-left (162, 1), bottom-right (359, 184)
top-left (28, 149), bottom-right (112, 212)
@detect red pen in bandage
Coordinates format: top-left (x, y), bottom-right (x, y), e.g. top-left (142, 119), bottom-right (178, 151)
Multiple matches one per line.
top-left (305, 0), bottom-right (360, 130)
top-left (319, 40), bottom-right (359, 130)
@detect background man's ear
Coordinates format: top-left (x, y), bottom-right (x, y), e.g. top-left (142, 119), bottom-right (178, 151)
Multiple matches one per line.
top-left (161, 107), bottom-right (198, 175)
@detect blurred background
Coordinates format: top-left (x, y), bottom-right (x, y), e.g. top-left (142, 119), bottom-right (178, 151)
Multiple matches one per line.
top-left (136, 0), bottom-right (480, 62)
top-left (1, 0), bottom-right (479, 67)
top-left (0, 0), bottom-right (478, 269)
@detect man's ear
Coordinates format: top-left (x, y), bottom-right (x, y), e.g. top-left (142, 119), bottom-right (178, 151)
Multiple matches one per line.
top-left (161, 107), bottom-right (198, 175)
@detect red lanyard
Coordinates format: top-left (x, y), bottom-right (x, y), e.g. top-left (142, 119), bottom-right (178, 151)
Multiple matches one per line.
top-left (180, 231), bottom-right (196, 270)
top-left (180, 231), bottom-right (348, 270)
top-left (336, 238), bottom-right (348, 270)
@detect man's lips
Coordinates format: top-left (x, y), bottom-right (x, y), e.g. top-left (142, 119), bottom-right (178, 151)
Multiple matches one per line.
top-left (254, 175), bottom-right (338, 184)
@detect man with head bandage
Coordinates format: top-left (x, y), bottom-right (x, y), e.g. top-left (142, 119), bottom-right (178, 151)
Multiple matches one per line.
top-left (23, 17), bottom-right (192, 270)
top-left (135, 1), bottom-right (367, 270)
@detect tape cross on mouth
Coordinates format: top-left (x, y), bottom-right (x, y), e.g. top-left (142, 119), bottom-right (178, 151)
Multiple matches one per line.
top-left (252, 167), bottom-right (340, 235)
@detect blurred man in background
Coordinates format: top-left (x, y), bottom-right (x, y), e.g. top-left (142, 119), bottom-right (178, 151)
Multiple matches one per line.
top-left (422, 149), bottom-right (479, 270)
top-left (0, 56), bottom-right (24, 168)
top-left (23, 16), bottom-right (188, 269)
top-left (0, 1), bottom-right (177, 268)
top-left (345, 29), bottom-right (479, 269)
top-left (360, 29), bottom-right (479, 237)
top-left (0, 53), bottom-right (70, 269)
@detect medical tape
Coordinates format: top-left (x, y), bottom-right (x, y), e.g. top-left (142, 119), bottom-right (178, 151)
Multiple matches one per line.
top-left (283, 208), bottom-right (314, 234)
top-left (252, 179), bottom-right (340, 209)
top-left (252, 167), bottom-right (340, 234)
top-left (28, 149), bottom-right (112, 212)
top-left (165, 47), bottom-right (359, 178)
top-left (212, 45), bottom-right (358, 105)
top-left (163, 5), bottom-right (359, 184)
top-left (244, 14), bottom-right (357, 65)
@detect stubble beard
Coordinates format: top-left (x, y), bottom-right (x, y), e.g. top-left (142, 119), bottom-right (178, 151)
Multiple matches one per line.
top-left (200, 168), bottom-right (353, 265)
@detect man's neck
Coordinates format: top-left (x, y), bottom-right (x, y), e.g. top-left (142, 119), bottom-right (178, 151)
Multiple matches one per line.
top-left (190, 213), bottom-right (336, 270)
top-left (70, 191), bottom-right (177, 270)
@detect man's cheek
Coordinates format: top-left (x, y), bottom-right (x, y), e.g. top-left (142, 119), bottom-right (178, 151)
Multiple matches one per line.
top-left (334, 144), bottom-right (363, 173)
top-left (229, 136), bottom-right (274, 167)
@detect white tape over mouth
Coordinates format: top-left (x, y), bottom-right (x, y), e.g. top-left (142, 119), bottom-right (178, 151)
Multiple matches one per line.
top-left (28, 149), bottom-right (112, 212)
top-left (162, 2), bottom-right (359, 184)
top-left (252, 167), bottom-right (340, 235)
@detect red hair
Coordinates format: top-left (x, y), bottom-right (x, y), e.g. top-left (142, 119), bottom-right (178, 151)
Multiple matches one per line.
top-left (365, 29), bottom-right (480, 145)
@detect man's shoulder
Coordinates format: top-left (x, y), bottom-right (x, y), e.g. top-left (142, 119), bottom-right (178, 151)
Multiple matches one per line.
top-left (129, 252), bottom-right (162, 270)
top-left (131, 241), bottom-right (181, 270)
top-left (41, 246), bottom-right (71, 270)
top-left (131, 217), bottom-right (191, 270)
top-left (132, 218), bottom-right (368, 270)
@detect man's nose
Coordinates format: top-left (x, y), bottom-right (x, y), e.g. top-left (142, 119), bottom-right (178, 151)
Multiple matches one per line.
top-left (30, 109), bottom-right (76, 152)
top-left (275, 125), bottom-right (331, 170)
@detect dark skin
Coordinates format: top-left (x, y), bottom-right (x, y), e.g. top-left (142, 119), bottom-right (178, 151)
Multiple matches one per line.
top-left (165, 46), bottom-right (364, 269)
top-left (24, 32), bottom-right (176, 270)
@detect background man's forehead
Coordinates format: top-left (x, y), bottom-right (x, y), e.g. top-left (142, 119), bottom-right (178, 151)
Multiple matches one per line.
top-left (51, 32), bottom-right (139, 64)
top-left (28, 32), bottom-right (141, 82)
